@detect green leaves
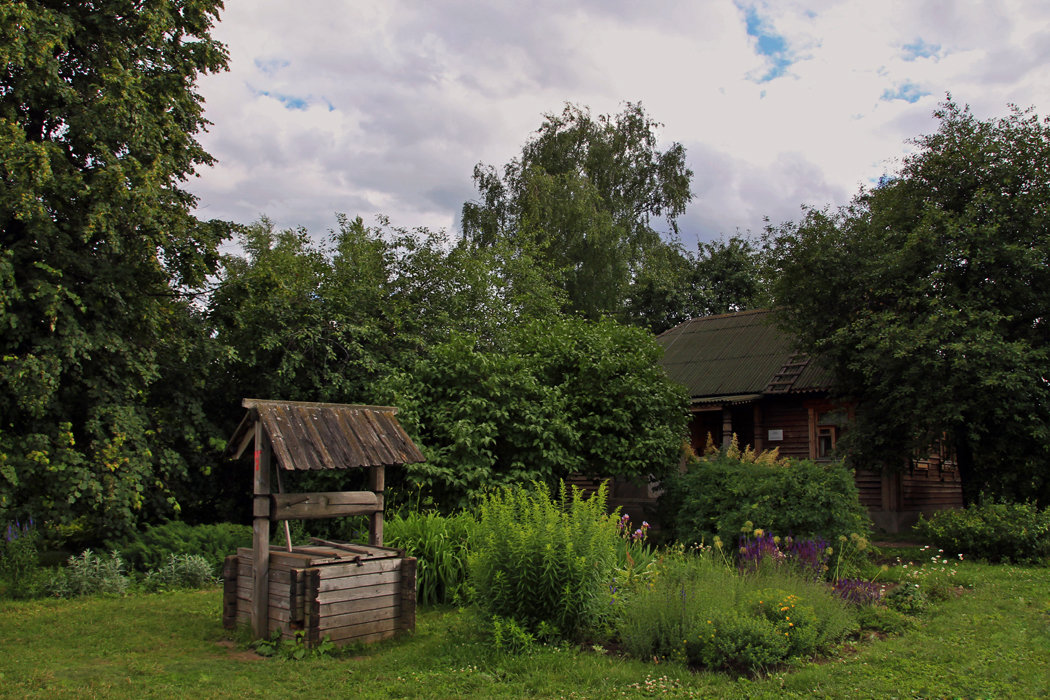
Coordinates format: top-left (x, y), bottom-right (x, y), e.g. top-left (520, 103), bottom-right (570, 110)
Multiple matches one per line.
top-left (463, 102), bottom-right (697, 325)
top-left (769, 100), bottom-right (1050, 503)
top-left (0, 1), bottom-right (230, 536)
top-left (468, 482), bottom-right (619, 641)
top-left (384, 317), bottom-right (688, 508)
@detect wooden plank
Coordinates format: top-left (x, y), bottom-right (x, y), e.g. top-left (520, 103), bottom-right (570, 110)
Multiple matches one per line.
top-left (370, 466), bottom-right (385, 546)
top-left (331, 409), bottom-right (369, 468)
top-left (236, 562), bottom-right (294, 585)
top-left (271, 491), bottom-right (379, 520)
top-left (317, 557), bottom-right (403, 578)
top-left (400, 557), bottom-right (417, 632)
top-left (238, 579), bottom-right (291, 600)
top-left (323, 617), bottom-right (399, 643)
top-left (222, 555), bottom-right (239, 629)
top-left (259, 404), bottom-right (298, 474)
top-left (330, 628), bottom-right (398, 646)
top-left (305, 568), bottom-right (320, 647)
top-left (312, 570), bottom-right (398, 596)
top-left (319, 593), bottom-right (400, 618)
top-left (319, 602), bottom-right (399, 627)
top-left (252, 423), bottom-right (272, 640)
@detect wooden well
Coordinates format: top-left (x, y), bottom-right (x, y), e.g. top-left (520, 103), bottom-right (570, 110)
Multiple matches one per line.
top-left (222, 398), bottom-right (425, 646)
top-left (223, 541), bottom-right (417, 645)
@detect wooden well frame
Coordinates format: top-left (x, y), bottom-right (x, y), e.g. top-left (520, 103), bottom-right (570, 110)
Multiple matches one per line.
top-left (222, 399), bottom-right (425, 645)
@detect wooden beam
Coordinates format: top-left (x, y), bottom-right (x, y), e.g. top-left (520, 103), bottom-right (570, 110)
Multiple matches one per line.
top-left (271, 491), bottom-right (380, 520)
top-left (252, 422), bottom-right (272, 640)
top-left (370, 466), bottom-right (385, 547)
top-left (721, 405), bottom-right (733, 448)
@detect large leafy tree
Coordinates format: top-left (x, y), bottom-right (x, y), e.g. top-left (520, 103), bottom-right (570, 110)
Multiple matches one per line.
top-left (0, 1), bottom-right (230, 535)
top-left (378, 317), bottom-right (689, 509)
top-left (769, 101), bottom-right (1050, 504)
top-left (462, 103), bottom-right (694, 323)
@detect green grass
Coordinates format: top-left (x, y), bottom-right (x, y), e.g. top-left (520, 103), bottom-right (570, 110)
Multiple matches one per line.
top-left (0, 562), bottom-right (1048, 699)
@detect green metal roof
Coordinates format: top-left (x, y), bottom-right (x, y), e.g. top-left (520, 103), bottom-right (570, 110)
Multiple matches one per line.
top-left (656, 309), bottom-right (833, 401)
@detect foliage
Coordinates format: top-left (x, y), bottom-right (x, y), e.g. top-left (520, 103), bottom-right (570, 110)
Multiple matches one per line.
top-left (0, 0), bottom-right (231, 536)
top-left (916, 501), bottom-right (1050, 564)
top-left (208, 217), bottom-right (569, 504)
top-left (486, 614), bottom-right (539, 654)
top-left (45, 549), bottom-right (129, 598)
top-left (613, 548), bottom-right (857, 674)
top-left (884, 584), bottom-right (929, 614)
top-left (251, 629), bottom-right (335, 661)
top-left (832, 578), bottom-right (883, 607)
top-left (463, 102), bottom-right (695, 325)
top-left (142, 553), bottom-right (218, 592)
top-left (107, 521), bottom-right (252, 574)
top-left (854, 604), bottom-right (915, 635)
top-left (660, 445), bottom-right (871, 549)
top-left (382, 316), bottom-right (688, 508)
top-left (468, 481), bottom-right (620, 642)
top-left (768, 100), bottom-right (1050, 504)
top-left (0, 518), bottom-right (40, 597)
top-left (384, 510), bottom-right (476, 606)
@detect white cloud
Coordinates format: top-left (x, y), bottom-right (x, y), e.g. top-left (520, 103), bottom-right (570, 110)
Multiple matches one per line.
top-left (188, 0), bottom-right (1050, 245)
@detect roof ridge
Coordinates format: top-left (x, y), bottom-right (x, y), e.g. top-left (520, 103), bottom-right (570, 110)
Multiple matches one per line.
top-left (656, 308), bottom-right (772, 337)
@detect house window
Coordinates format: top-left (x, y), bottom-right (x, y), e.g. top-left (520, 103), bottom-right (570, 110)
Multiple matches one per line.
top-left (816, 425), bottom-right (836, 460)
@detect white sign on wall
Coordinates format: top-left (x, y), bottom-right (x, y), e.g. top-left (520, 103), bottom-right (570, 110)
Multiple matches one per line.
top-left (768, 429), bottom-right (784, 441)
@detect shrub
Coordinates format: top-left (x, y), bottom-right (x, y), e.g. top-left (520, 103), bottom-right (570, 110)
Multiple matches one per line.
top-left (1, 519), bottom-right (41, 598)
top-left (660, 446), bottom-right (871, 548)
top-left (46, 550), bottom-right (129, 598)
top-left (884, 584), bottom-right (929, 614)
top-left (384, 510), bottom-right (476, 606)
top-left (916, 501), bottom-right (1050, 564)
top-left (143, 553), bottom-right (218, 591)
top-left (107, 521), bottom-right (253, 573)
top-left (614, 548), bottom-right (857, 674)
top-left (855, 605), bottom-right (914, 635)
top-left (468, 481), bottom-right (619, 642)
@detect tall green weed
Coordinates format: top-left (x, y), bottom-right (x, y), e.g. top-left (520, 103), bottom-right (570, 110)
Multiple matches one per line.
top-left (385, 510), bottom-right (476, 605)
top-left (469, 481), bottom-right (619, 642)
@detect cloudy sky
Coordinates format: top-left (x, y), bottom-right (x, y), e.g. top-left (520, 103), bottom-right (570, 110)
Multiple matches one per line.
top-left (187, 0), bottom-right (1050, 248)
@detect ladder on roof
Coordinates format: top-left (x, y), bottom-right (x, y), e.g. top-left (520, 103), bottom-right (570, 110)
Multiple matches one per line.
top-left (765, 353), bottom-right (810, 394)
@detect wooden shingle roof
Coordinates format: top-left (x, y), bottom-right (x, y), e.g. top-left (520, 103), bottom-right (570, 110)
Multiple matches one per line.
top-left (229, 399), bottom-right (426, 470)
top-left (656, 309), bottom-right (833, 403)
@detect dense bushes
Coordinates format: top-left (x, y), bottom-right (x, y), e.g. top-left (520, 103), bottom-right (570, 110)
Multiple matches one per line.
top-left (468, 481), bottom-right (619, 641)
top-left (107, 521), bottom-right (253, 573)
top-left (661, 445), bottom-right (870, 547)
top-left (916, 502), bottom-right (1050, 564)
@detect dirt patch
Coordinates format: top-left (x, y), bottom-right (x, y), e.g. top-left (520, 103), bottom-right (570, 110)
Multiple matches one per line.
top-left (215, 638), bottom-right (264, 662)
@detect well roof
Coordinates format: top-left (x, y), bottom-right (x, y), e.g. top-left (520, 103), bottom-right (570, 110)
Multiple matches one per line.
top-left (656, 309), bottom-right (833, 402)
top-left (229, 399), bottom-right (426, 470)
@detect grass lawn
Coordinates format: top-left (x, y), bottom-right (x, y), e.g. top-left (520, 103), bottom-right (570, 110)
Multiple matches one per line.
top-left (1, 558), bottom-right (1047, 699)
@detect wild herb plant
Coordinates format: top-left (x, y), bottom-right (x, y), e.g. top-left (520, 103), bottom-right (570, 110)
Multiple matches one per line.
top-left (46, 549), bottom-right (129, 598)
top-left (385, 510), bottom-right (476, 605)
top-left (613, 546), bottom-right (858, 674)
top-left (142, 553), bottom-right (218, 591)
top-left (1, 518), bottom-right (41, 597)
top-left (468, 481), bottom-right (619, 642)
